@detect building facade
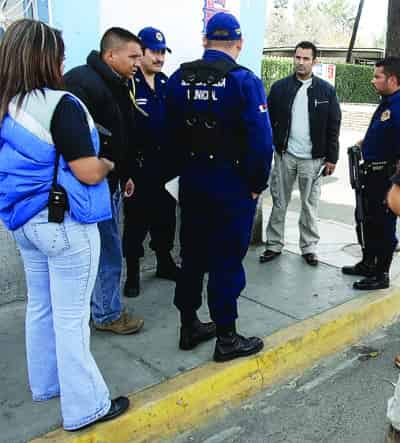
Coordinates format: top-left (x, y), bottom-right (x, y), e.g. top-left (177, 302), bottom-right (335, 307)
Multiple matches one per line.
top-left (0, 0), bottom-right (268, 74)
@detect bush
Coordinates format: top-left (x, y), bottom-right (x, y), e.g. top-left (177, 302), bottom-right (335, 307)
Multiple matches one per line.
top-left (335, 63), bottom-right (378, 104)
top-left (262, 57), bottom-right (379, 104)
top-left (262, 57), bottom-right (292, 93)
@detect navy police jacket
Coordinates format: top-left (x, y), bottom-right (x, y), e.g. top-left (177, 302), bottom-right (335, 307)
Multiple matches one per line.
top-left (362, 90), bottom-right (400, 162)
top-left (132, 68), bottom-right (168, 155)
top-left (165, 49), bottom-right (274, 194)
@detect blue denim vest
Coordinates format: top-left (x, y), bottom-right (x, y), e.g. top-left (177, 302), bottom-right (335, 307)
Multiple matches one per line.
top-left (0, 89), bottom-right (112, 230)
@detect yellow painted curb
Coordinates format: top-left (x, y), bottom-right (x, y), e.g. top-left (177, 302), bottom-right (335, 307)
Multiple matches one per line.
top-left (31, 284), bottom-right (400, 443)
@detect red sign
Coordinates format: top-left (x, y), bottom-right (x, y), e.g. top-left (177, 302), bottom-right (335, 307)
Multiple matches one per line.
top-left (203, 0), bottom-right (229, 31)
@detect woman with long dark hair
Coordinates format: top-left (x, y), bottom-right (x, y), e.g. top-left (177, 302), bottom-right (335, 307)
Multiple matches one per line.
top-left (0, 19), bottom-right (129, 431)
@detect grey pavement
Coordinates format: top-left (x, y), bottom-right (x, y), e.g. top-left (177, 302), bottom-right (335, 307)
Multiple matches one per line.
top-left (2, 245), bottom-right (400, 443)
top-left (2, 127), bottom-right (400, 442)
top-left (171, 320), bottom-right (400, 443)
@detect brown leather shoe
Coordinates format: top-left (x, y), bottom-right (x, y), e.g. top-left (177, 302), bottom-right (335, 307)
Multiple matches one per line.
top-left (302, 253), bottom-right (318, 266)
top-left (95, 310), bottom-right (144, 335)
top-left (385, 425), bottom-right (400, 442)
top-left (394, 354), bottom-right (400, 369)
top-left (259, 249), bottom-right (281, 263)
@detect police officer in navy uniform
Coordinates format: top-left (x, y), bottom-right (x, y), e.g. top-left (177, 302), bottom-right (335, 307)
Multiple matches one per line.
top-left (123, 27), bottom-right (179, 298)
top-left (165, 12), bottom-right (274, 362)
top-left (342, 57), bottom-right (400, 290)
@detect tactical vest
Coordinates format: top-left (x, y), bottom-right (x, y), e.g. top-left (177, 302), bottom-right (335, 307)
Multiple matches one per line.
top-left (180, 58), bottom-right (248, 161)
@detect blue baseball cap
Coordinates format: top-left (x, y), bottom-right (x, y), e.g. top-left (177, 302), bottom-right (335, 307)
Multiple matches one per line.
top-left (205, 12), bottom-right (242, 41)
top-left (138, 27), bottom-right (171, 53)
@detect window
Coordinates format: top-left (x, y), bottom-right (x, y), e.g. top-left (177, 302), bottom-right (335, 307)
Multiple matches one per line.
top-left (0, 0), bottom-right (50, 29)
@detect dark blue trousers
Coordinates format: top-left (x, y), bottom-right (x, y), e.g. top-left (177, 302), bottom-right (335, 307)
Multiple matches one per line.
top-left (174, 164), bottom-right (257, 325)
top-left (362, 169), bottom-right (397, 272)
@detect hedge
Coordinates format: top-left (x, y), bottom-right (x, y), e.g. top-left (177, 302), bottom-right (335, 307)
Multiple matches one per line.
top-left (262, 57), bottom-right (379, 104)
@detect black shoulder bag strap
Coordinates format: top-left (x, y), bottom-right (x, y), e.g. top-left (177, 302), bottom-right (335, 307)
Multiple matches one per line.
top-left (52, 151), bottom-right (61, 188)
top-left (48, 150), bottom-right (69, 223)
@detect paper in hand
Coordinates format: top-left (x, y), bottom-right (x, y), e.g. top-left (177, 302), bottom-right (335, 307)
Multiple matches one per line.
top-left (165, 177), bottom-right (179, 202)
top-left (316, 164), bottom-right (326, 178)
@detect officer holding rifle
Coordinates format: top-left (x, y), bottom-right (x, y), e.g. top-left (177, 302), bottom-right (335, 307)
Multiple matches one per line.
top-left (342, 57), bottom-right (400, 290)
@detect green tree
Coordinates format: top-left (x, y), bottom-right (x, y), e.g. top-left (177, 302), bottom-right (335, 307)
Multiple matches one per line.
top-left (265, 0), bottom-right (292, 46)
top-left (265, 0), bottom-right (360, 47)
top-left (318, 0), bottom-right (358, 35)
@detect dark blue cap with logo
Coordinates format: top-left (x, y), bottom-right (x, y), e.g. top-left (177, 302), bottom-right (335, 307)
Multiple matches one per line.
top-left (205, 12), bottom-right (242, 41)
top-left (138, 27), bottom-right (171, 53)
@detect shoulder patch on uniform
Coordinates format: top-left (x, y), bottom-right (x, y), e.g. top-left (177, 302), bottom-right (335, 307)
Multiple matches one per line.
top-left (381, 109), bottom-right (391, 122)
top-left (259, 103), bottom-right (268, 113)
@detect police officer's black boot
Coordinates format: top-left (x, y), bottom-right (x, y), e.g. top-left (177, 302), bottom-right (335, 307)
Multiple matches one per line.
top-left (342, 250), bottom-right (376, 277)
top-left (124, 256), bottom-right (140, 298)
top-left (179, 312), bottom-right (216, 350)
top-left (156, 251), bottom-right (180, 281)
top-left (353, 273), bottom-right (390, 290)
top-left (353, 253), bottom-right (392, 290)
top-left (213, 323), bottom-right (264, 363)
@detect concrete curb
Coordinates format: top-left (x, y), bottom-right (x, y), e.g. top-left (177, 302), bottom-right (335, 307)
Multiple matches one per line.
top-left (31, 284), bottom-right (400, 443)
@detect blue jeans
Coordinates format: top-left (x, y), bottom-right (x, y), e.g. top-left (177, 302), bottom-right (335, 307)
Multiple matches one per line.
top-left (13, 209), bottom-right (111, 430)
top-left (92, 190), bottom-right (123, 324)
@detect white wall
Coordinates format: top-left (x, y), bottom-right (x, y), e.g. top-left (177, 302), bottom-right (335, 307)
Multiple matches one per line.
top-left (99, 0), bottom-right (249, 75)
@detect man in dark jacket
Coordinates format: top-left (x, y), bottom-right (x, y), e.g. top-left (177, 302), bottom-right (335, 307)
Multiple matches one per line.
top-left (64, 28), bottom-right (144, 334)
top-left (260, 41), bottom-right (341, 267)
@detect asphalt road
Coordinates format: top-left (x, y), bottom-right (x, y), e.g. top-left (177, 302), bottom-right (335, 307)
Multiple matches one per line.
top-left (169, 128), bottom-right (400, 443)
top-left (172, 321), bottom-right (400, 443)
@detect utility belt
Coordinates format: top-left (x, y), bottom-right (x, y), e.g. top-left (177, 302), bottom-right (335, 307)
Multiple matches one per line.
top-left (362, 160), bottom-right (396, 177)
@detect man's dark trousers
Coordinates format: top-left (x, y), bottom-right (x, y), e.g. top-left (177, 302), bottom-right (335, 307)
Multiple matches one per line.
top-left (362, 168), bottom-right (397, 272)
top-left (174, 165), bottom-right (257, 325)
top-left (123, 173), bottom-right (176, 259)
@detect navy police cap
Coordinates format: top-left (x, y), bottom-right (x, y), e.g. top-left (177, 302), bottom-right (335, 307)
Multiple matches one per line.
top-left (138, 27), bottom-right (171, 53)
top-left (205, 12), bottom-right (242, 41)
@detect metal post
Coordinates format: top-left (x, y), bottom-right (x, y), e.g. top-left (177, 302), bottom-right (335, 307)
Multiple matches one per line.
top-left (346, 0), bottom-right (365, 64)
top-left (47, 0), bottom-right (53, 25)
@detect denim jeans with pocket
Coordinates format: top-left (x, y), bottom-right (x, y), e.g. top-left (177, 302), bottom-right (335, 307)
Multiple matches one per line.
top-left (13, 209), bottom-right (111, 430)
top-left (91, 189), bottom-right (123, 324)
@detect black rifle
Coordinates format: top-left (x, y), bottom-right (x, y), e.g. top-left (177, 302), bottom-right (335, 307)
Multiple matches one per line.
top-left (347, 145), bottom-right (365, 248)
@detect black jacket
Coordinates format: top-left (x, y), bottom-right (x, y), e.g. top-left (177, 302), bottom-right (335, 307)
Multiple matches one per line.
top-left (268, 74), bottom-right (341, 163)
top-left (64, 51), bottom-right (136, 192)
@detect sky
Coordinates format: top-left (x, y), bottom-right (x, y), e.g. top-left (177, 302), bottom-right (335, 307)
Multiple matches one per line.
top-left (282, 0), bottom-right (389, 47)
top-left (358, 0), bottom-right (388, 41)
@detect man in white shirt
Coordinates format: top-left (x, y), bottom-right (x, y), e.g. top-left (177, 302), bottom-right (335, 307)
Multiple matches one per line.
top-left (260, 41), bottom-right (341, 266)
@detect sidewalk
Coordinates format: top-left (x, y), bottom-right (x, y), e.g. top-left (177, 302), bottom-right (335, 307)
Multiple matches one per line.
top-left (2, 204), bottom-right (400, 443)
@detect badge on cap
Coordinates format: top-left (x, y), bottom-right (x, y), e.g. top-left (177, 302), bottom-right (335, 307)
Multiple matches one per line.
top-left (212, 29), bottom-right (230, 37)
top-left (381, 109), bottom-right (391, 122)
top-left (156, 32), bottom-right (164, 42)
